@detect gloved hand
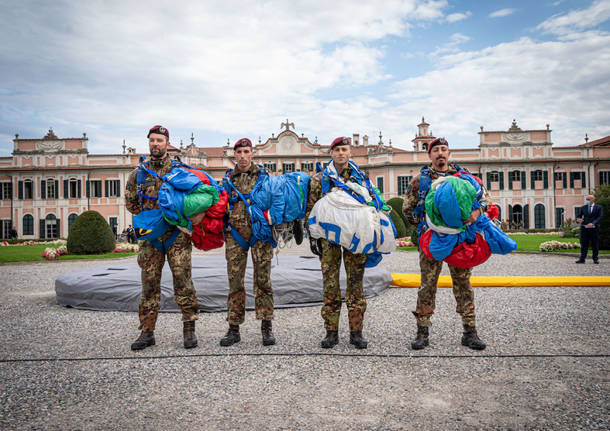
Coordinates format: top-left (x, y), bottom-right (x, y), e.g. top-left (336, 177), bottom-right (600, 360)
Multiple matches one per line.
top-left (309, 236), bottom-right (322, 257)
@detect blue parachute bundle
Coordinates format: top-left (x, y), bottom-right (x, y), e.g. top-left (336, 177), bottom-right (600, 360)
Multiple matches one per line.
top-left (224, 168), bottom-right (311, 249)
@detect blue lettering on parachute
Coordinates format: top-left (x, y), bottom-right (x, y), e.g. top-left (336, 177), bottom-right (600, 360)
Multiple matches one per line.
top-left (348, 233), bottom-right (360, 253)
top-left (319, 222), bottom-right (341, 243)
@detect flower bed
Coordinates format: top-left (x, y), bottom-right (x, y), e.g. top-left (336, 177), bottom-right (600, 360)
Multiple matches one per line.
top-left (42, 246), bottom-right (68, 260)
top-left (539, 240), bottom-right (580, 252)
top-left (114, 243), bottom-right (139, 253)
top-left (396, 236), bottom-right (415, 247)
top-left (2, 239), bottom-right (67, 246)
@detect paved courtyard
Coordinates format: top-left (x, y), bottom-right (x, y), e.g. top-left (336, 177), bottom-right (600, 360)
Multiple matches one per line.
top-left (1, 244), bottom-right (608, 430)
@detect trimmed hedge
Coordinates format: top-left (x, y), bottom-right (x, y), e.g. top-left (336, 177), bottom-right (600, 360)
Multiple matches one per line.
top-left (389, 208), bottom-right (407, 238)
top-left (67, 211), bottom-right (116, 254)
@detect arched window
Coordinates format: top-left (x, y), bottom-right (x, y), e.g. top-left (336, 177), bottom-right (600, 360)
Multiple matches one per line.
top-left (23, 214), bottom-right (34, 235)
top-left (512, 204), bottom-right (523, 229)
top-left (68, 213), bottom-right (78, 232)
top-left (534, 204), bottom-right (545, 229)
top-left (45, 214), bottom-right (58, 239)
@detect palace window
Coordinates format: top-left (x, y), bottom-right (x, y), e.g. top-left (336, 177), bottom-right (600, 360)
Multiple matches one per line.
top-left (489, 172), bottom-right (499, 182)
top-left (88, 180), bottom-right (102, 198)
top-left (510, 171), bottom-right (521, 182)
top-left (105, 180), bottom-right (121, 198)
top-left (264, 163), bottom-right (276, 172)
top-left (397, 175), bottom-right (412, 196)
top-left (23, 214), bottom-right (34, 235)
top-left (46, 179), bottom-right (57, 199)
top-left (282, 163), bottom-right (295, 173)
top-left (534, 204), bottom-right (545, 229)
top-left (0, 182), bottom-right (11, 200)
top-left (301, 162), bottom-right (314, 172)
top-left (532, 170), bottom-right (543, 181)
top-left (600, 171), bottom-right (610, 185)
top-left (68, 213), bottom-right (78, 232)
top-left (23, 180), bottom-right (33, 199)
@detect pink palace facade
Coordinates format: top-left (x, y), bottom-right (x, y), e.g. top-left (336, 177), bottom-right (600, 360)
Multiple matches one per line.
top-left (0, 119), bottom-right (609, 239)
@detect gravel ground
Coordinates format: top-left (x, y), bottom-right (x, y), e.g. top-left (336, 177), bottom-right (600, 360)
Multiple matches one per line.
top-left (1, 245), bottom-right (609, 430)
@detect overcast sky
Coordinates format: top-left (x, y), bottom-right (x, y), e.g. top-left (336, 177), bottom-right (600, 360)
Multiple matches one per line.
top-left (1, 0), bottom-right (609, 156)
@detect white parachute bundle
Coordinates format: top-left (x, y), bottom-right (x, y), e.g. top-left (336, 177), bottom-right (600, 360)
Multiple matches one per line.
top-left (308, 189), bottom-right (395, 255)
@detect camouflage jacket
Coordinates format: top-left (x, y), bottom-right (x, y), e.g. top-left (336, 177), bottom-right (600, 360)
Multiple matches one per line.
top-left (305, 165), bottom-right (352, 230)
top-left (402, 163), bottom-right (491, 227)
top-left (125, 156), bottom-right (174, 215)
top-left (226, 163), bottom-right (262, 241)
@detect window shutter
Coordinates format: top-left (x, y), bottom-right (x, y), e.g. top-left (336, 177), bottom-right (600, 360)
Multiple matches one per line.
top-left (562, 173), bottom-right (567, 189)
top-left (41, 180), bottom-right (46, 199)
top-left (530, 171), bottom-right (535, 189)
top-left (77, 180), bottom-right (82, 198)
top-left (86, 180), bottom-right (90, 198)
top-left (581, 171), bottom-right (586, 188)
top-left (521, 171), bottom-right (526, 189)
top-left (105, 180), bottom-right (109, 197)
top-left (499, 171), bottom-right (504, 190)
top-left (570, 172), bottom-right (575, 188)
top-left (39, 219), bottom-right (45, 239)
top-left (18, 181), bottom-right (23, 199)
top-left (64, 180), bottom-right (69, 198)
top-left (115, 180), bottom-right (120, 197)
top-left (56, 219), bottom-right (61, 238)
top-left (8, 182), bottom-right (12, 199)
top-left (508, 171), bottom-right (513, 190)
top-left (524, 204), bottom-right (530, 230)
top-left (543, 171), bottom-right (548, 189)
top-left (486, 172), bottom-right (491, 190)
top-left (508, 204), bottom-right (513, 223)
top-left (55, 180), bottom-right (59, 197)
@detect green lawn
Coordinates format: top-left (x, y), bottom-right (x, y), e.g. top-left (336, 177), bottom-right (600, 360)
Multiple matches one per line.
top-left (0, 244), bottom-right (137, 263)
top-left (397, 234), bottom-right (609, 254)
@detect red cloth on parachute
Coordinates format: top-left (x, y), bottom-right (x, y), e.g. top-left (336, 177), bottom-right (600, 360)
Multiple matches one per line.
top-left (185, 168), bottom-right (228, 251)
top-left (419, 229), bottom-right (492, 268)
top-left (486, 204), bottom-right (499, 220)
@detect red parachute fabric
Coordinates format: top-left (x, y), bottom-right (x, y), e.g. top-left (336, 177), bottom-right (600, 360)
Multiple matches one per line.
top-left (419, 229), bottom-right (492, 268)
top-left (486, 204), bottom-right (499, 220)
top-left (184, 168), bottom-right (227, 251)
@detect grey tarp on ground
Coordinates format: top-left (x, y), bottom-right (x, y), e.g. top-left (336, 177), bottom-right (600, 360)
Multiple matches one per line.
top-left (55, 254), bottom-right (393, 312)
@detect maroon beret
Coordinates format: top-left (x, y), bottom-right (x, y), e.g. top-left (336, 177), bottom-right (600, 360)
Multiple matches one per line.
top-left (233, 138), bottom-right (252, 150)
top-left (148, 125), bottom-right (169, 139)
top-left (330, 136), bottom-right (351, 150)
top-left (427, 137), bottom-right (448, 153)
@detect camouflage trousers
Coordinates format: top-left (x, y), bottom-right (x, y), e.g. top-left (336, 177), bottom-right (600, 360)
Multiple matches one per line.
top-left (413, 248), bottom-right (476, 327)
top-left (319, 239), bottom-right (368, 332)
top-left (225, 235), bottom-right (274, 325)
top-left (137, 231), bottom-right (199, 332)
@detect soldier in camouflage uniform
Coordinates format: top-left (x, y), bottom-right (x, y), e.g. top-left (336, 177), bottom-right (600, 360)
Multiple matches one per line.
top-left (125, 125), bottom-right (199, 351)
top-left (219, 138), bottom-right (275, 347)
top-left (403, 137), bottom-right (489, 350)
top-left (305, 137), bottom-right (369, 349)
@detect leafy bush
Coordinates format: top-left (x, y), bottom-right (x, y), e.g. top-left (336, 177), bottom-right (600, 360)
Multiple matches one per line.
top-left (67, 211), bottom-right (116, 254)
top-left (389, 208), bottom-right (407, 238)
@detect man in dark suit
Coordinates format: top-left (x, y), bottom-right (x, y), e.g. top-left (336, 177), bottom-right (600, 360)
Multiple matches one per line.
top-left (575, 194), bottom-right (603, 264)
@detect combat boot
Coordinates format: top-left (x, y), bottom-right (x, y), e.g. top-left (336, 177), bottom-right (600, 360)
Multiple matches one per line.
top-left (261, 320), bottom-right (276, 346)
top-left (130, 331), bottom-right (155, 351)
top-left (410, 326), bottom-right (429, 350)
top-left (183, 321), bottom-right (197, 349)
top-left (320, 330), bottom-right (339, 348)
top-left (219, 324), bottom-right (240, 347)
top-left (461, 325), bottom-right (486, 350)
top-left (349, 331), bottom-right (368, 349)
